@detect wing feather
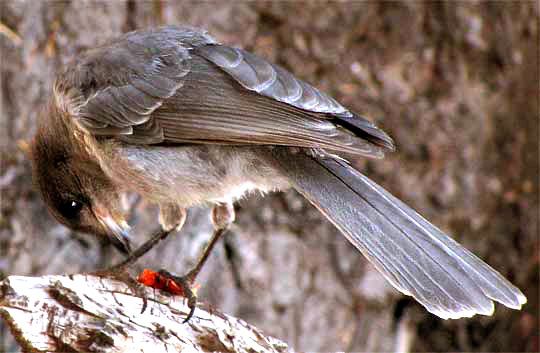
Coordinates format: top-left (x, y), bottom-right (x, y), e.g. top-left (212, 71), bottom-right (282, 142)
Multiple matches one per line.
top-left (56, 26), bottom-right (393, 156)
top-left (195, 45), bottom-right (348, 115)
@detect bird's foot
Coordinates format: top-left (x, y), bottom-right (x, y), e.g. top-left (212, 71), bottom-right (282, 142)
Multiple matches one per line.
top-left (137, 268), bottom-right (199, 323)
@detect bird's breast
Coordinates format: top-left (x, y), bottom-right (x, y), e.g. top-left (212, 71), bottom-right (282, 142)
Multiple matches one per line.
top-left (101, 143), bottom-right (289, 207)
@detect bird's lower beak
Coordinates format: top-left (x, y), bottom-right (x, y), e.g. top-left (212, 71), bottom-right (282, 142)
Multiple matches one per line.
top-left (97, 214), bottom-right (132, 254)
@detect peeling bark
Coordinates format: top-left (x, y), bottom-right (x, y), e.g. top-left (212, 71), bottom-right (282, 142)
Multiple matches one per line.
top-left (0, 274), bottom-right (291, 353)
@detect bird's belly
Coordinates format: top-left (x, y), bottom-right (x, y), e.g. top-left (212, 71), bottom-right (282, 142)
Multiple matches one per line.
top-left (105, 144), bottom-right (288, 207)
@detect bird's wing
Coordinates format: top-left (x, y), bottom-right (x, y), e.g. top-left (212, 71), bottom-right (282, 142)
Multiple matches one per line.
top-left (55, 26), bottom-right (394, 157)
top-left (54, 26), bottom-right (212, 143)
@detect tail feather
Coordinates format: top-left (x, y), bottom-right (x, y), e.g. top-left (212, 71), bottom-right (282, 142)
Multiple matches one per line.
top-left (272, 150), bottom-right (526, 319)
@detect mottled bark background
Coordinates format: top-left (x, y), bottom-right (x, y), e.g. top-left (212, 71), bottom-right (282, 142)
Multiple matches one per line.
top-left (0, 1), bottom-right (538, 352)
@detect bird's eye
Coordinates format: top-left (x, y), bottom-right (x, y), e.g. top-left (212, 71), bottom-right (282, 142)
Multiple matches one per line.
top-left (59, 199), bottom-right (83, 219)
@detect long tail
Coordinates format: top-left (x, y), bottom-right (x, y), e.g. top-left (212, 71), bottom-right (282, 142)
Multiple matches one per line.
top-left (271, 149), bottom-right (526, 319)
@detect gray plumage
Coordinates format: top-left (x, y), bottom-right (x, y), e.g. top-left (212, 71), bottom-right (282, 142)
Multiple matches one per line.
top-left (35, 25), bottom-right (526, 319)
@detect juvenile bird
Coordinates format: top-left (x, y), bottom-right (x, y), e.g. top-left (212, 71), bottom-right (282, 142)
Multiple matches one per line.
top-left (31, 25), bottom-right (526, 319)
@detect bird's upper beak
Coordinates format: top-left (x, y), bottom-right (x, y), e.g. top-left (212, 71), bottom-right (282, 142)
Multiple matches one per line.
top-left (96, 212), bottom-right (132, 254)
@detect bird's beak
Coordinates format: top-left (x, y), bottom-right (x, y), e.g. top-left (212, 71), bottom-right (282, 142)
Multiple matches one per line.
top-left (96, 213), bottom-right (133, 254)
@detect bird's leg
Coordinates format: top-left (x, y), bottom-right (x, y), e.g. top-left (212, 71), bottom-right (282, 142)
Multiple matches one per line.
top-left (87, 227), bottom-right (174, 313)
top-left (108, 228), bottom-right (173, 271)
top-left (92, 207), bottom-right (187, 313)
top-left (172, 202), bottom-right (235, 322)
top-left (109, 206), bottom-right (188, 272)
top-left (182, 203), bottom-right (234, 284)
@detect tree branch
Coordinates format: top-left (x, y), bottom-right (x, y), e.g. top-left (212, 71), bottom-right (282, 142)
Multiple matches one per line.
top-left (0, 274), bottom-right (291, 352)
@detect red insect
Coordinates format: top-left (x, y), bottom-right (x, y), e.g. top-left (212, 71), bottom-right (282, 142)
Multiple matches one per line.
top-left (137, 268), bottom-right (199, 322)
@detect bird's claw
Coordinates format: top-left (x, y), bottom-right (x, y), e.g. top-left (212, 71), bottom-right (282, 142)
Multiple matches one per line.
top-left (169, 272), bottom-right (198, 323)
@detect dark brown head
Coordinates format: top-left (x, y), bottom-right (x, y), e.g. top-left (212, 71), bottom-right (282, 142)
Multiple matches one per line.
top-left (31, 104), bottom-right (132, 253)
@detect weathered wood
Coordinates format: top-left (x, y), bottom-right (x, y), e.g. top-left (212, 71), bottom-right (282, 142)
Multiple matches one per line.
top-left (0, 274), bottom-right (291, 353)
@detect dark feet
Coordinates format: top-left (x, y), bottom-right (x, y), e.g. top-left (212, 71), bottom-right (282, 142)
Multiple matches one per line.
top-left (137, 268), bottom-right (198, 322)
top-left (88, 228), bottom-right (175, 314)
top-left (136, 226), bottom-right (229, 323)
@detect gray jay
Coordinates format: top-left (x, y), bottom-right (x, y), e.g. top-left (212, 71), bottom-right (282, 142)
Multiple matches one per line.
top-left (31, 25), bottom-right (526, 320)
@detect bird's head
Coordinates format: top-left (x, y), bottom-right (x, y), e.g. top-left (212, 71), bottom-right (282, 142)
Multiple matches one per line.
top-left (30, 105), bottom-right (132, 254)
